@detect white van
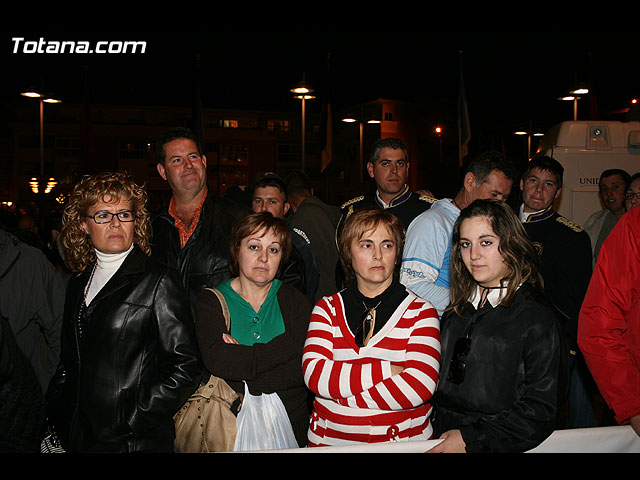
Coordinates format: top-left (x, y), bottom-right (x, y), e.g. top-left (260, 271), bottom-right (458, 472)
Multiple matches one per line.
top-left (536, 120), bottom-right (640, 226)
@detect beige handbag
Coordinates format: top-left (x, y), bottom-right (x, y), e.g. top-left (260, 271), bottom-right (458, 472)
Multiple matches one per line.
top-left (173, 288), bottom-right (242, 453)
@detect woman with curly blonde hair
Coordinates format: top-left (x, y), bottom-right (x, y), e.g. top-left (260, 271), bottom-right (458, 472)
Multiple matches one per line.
top-left (47, 171), bottom-right (201, 453)
top-left (61, 171), bottom-right (151, 272)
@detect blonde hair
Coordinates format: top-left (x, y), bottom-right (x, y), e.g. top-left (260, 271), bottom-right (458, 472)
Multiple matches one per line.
top-left (338, 206), bottom-right (404, 284)
top-left (61, 171), bottom-right (151, 273)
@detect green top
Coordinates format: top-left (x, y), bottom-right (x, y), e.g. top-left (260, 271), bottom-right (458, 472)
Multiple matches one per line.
top-left (217, 278), bottom-right (285, 346)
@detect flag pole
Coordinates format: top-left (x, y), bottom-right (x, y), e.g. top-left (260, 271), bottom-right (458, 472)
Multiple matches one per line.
top-left (458, 50), bottom-right (470, 167)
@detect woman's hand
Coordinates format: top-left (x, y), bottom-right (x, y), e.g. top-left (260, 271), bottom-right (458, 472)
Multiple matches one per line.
top-left (426, 429), bottom-right (467, 453)
top-left (222, 333), bottom-right (239, 345)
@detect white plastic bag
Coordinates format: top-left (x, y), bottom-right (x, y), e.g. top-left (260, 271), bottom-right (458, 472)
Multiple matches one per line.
top-left (233, 382), bottom-right (299, 451)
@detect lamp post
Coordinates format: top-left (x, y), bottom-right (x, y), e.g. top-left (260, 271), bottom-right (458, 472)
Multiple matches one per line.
top-left (291, 76), bottom-right (315, 172)
top-left (514, 123), bottom-right (544, 158)
top-left (20, 85), bottom-right (61, 193)
top-left (559, 86), bottom-right (589, 121)
top-left (341, 114), bottom-right (381, 183)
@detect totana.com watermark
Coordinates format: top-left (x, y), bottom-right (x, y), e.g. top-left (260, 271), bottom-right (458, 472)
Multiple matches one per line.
top-left (11, 37), bottom-right (147, 54)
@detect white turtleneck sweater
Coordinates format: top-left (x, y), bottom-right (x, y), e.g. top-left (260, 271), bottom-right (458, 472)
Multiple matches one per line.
top-left (85, 244), bottom-right (134, 305)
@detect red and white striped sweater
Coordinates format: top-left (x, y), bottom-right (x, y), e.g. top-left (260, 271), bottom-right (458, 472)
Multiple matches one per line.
top-left (302, 289), bottom-right (440, 447)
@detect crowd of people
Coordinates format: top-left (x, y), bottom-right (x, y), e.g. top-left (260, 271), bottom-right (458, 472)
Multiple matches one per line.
top-left (1, 128), bottom-right (639, 453)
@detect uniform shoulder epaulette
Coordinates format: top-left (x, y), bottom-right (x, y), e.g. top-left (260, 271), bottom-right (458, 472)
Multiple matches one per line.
top-left (340, 195), bottom-right (365, 210)
top-left (418, 192), bottom-right (438, 204)
top-left (556, 215), bottom-right (583, 233)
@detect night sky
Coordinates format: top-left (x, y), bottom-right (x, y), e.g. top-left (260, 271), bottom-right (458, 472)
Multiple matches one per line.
top-left (2, 27), bottom-right (638, 145)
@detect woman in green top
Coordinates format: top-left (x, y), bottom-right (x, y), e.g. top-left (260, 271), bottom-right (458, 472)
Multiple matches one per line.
top-left (195, 212), bottom-right (313, 447)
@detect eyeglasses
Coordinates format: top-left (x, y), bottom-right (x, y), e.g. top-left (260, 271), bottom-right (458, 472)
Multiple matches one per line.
top-left (625, 192), bottom-right (640, 201)
top-left (447, 336), bottom-right (471, 384)
top-left (355, 307), bottom-right (376, 347)
top-left (86, 210), bottom-right (136, 224)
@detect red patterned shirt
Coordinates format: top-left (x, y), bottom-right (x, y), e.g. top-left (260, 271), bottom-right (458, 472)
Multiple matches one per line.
top-left (303, 290), bottom-right (440, 446)
top-left (168, 190), bottom-right (207, 248)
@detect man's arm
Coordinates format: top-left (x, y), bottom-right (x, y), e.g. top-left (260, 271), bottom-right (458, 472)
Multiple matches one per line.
top-left (400, 210), bottom-right (453, 316)
top-left (578, 210), bottom-right (640, 427)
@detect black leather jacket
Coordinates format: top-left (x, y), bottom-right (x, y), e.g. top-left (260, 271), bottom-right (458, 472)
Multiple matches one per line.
top-left (48, 246), bottom-right (201, 452)
top-left (150, 192), bottom-right (248, 308)
top-left (150, 192), bottom-right (307, 306)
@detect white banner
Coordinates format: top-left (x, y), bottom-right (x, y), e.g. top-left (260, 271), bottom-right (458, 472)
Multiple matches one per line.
top-left (257, 425), bottom-right (640, 453)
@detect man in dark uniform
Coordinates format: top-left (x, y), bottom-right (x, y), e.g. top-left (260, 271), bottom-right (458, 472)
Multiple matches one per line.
top-left (336, 138), bottom-right (435, 236)
top-left (518, 155), bottom-right (594, 428)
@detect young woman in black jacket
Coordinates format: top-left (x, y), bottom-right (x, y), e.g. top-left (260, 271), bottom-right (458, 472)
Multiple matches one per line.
top-left (429, 199), bottom-right (568, 453)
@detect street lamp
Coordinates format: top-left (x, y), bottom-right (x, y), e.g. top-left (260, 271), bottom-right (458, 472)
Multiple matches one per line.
top-left (571, 87), bottom-right (589, 95)
top-left (341, 114), bottom-right (381, 183)
top-left (20, 85), bottom-right (62, 193)
top-left (514, 126), bottom-right (544, 158)
top-left (291, 77), bottom-right (315, 172)
top-left (559, 86), bottom-right (589, 121)
top-left (29, 177), bottom-right (57, 194)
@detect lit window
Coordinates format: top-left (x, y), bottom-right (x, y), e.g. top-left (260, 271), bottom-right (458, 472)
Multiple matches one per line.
top-left (267, 120), bottom-right (289, 132)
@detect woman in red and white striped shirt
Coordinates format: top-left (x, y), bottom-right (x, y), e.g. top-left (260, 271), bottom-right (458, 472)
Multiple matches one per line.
top-left (302, 207), bottom-right (440, 447)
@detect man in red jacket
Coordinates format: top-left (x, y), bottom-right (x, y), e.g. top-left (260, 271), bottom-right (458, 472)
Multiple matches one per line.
top-left (578, 205), bottom-right (640, 436)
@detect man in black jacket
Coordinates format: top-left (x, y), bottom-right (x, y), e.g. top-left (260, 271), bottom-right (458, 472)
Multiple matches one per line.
top-left (518, 155), bottom-right (595, 428)
top-left (150, 128), bottom-right (248, 309)
top-left (251, 174), bottom-right (318, 303)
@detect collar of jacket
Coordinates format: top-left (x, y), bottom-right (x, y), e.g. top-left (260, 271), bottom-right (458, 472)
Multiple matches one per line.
top-left (154, 190), bottom-right (217, 246)
top-left (157, 189), bottom-right (212, 223)
top-left (376, 184), bottom-right (411, 208)
top-left (76, 244), bottom-right (148, 310)
top-left (523, 205), bottom-right (556, 223)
